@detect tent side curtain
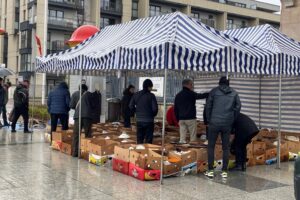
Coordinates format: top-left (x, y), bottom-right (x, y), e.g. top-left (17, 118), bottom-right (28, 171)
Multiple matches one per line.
top-left (36, 12), bottom-right (286, 76)
top-left (195, 77), bottom-right (300, 133)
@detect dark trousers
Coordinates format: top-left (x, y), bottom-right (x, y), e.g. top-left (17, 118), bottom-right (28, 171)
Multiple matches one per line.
top-left (2, 106), bottom-right (8, 125)
top-left (136, 122), bottom-right (154, 144)
top-left (50, 114), bottom-right (69, 141)
top-left (208, 125), bottom-right (231, 171)
top-left (232, 133), bottom-right (257, 165)
top-left (11, 107), bottom-right (29, 132)
top-left (123, 114), bottom-right (131, 128)
top-left (72, 118), bottom-right (92, 157)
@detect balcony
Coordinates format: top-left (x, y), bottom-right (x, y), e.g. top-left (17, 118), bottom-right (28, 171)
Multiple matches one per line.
top-left (101, 0), bottom-right (122, 16)
top-left (226, 24), bottom-right (248, 30)
top-left (49, 0), bottom-right (84, 10)
top-left (200, 18), bottom-right (216, 28)
top-left (48, 17), bottom-right (78, 31)
top-left (20, 21), bottom-right (34, 31)
top-left (49, 40), bottom-right (69, 54)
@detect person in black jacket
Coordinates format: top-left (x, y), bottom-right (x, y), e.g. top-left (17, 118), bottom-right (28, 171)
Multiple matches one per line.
top-left (174, 79), bottom-right (208, 144)
top-left (121, 85), bottom-right (135, 128)
top-left (70, 84), bottom-right (96, 157)
top-left (231, 113), bottom-right (259, 171)
top-left (129, 79), bottom-right (158, 144)
top-left (0, 78), bottom-right (5, 128)
top-left (205, 76), bottom-right (241, 179)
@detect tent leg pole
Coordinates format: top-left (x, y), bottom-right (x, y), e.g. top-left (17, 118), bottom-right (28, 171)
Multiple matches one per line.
top-left (276, 74), bottom-right (282, 169)
top-left (160, 69), bottom-right (167, 185)
top-left (78, 70), bottom-right (83, 160)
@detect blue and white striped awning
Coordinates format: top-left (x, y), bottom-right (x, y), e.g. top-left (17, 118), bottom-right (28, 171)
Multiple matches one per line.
top-left (36, 12), bottom-right (284, 76)
top-left (224, 24), bottom-right (300, 76)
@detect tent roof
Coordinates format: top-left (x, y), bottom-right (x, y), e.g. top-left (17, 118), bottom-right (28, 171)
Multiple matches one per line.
top-left (36, 12), bottom-right (285, 76)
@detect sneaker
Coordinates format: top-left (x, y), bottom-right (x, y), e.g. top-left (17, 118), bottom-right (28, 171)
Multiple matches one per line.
top-left (11, 130), bottom-right (16, 133)
top-left (221, 171), bottom-right (228, 178)
top-left (204, 170), bottom-right (214, 178)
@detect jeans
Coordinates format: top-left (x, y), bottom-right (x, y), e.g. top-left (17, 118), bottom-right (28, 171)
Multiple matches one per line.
top-left (50, 114), bottom-right (69, 141)
top-left (11, 107), bottom-right (29, 132)
top-left (2, 106), bottom-right (8, 125)
top-left (136, 122), bottom-right (154, 144)
top-left (123, 113), bottom-right (131, 128)
top-left (72, 118), bottom-right (92, 157)
top-left (208, 125), bottom-right (231, 171)
top-left (179, 119), bottom-right (197, 143)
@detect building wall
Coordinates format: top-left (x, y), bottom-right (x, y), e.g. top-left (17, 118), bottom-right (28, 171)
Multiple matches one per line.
top-left (281, 0), bottom-right (300, 41)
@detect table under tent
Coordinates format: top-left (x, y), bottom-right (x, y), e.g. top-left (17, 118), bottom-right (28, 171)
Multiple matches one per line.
top-left (36, 12), bottom-right (292, 183)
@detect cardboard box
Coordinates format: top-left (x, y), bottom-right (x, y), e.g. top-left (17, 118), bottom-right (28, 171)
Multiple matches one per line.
top-left (215, 144), bottom-right (223, 160)
top-left (128, 163), bottom-right (160, 181)
top-left (129, 149), bottom-right (161, 169)
top-left (182, 162), bottom-right (197, 175)
top-left (253, 141), bottom-right (266, 155)
top-left (197, 161), bottom-right (208, 173)
top-left (61, 140), bottom-right (72, 155)
top-left (112, 158), bottom-right (129, 175)
top-left (80, 150), bottom-right (89, 161)
top-left (287, 141), bottom-right (300, 153)
top-left (247, 157), bottom-right (256, 167)
top-left (163, 161), bottom-right (181, 176)
top-left (52, 131), bottom-right (73, 142)
top-left (89, 139), bottom-right (119, 156)
top-left (114, 145), bottom-right (132, 162)
top-left (80, 138), bottom-right (93, 152)
top-left (51, 141), bottom-right (62, 151)
top-left (190, 148), bottom-right (207, 162)
top-left (254, 154), bottom-right (266, 165)
top-left (247, 143), bottom-right (253, 158)
top-left (169, 150), bottom-right (197, 167)
top-left (265, 148), bottom-right (277, 160)
top-left (89, 153), bottom-right (108, 166)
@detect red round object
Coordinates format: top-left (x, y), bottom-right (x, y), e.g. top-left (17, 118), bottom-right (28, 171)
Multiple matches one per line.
top-left (66, 25), bottom-right (100, 47)
top-left (0, 28), bottom-right (6, 35)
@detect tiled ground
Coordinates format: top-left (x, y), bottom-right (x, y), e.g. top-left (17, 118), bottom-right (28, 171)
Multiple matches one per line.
top-left (0, 128), bottom-right (295, 200)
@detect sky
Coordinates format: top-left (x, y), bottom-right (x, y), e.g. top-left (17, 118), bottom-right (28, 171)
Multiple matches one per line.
top-left (256, 0), bottom-right (281, 6)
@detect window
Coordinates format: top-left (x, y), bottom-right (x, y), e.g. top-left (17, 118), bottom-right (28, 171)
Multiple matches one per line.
top-left (23, 10), bottom-right (26, 21)
top-left (241, 20), bottom-right (246, 28)
top-left (100, 17), bottom-right (116, 28)
top-left (227, 19), bottom-right (234, 29)
top-left (191, 12), bottom-right (200, 20)
top-left (208, 15), bottom-right (214, 19)
top-left (132, 1), bottom-right (138, 19)
top-left (47, 32), bottom-right (51, 50)
top-left (20, 54), bottom-right (32, 72)
top-left (171, 8), bottom-right (177, 12)
top-left (48, 9), bottom-right (64, 18)
top-left (150, 5), bottom-right (161, 17)
top-left (21, 30), bottom-right (32, 49)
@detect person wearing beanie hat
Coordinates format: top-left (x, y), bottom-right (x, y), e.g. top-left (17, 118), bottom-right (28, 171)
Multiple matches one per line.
top-left (205, 76), bottom-right (241, 179)
top-left (174, 79), bottom-right (209, 144)
top-left (129, 79), bottom-right (158, 144)
top-left (121, 85), bottom-right (135, 128)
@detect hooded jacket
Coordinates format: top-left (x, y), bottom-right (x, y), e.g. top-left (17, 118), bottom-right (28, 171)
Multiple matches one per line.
top-left (70, 90), bottom-right (96, 119)
top-left (206, 84), bottom-right (241, 127)
top-left (13, 84), bottom-right (29, 108)
top-left (121, 88), bottom-right (133, 117)
top-left (233, 113), bottom-right (259, 143)
top-left (174, 87), bottom-right (208, 121)
top-left (47, 82), bottom-right (70, 114)
top-left (129, 89), bottom-right (158, 123)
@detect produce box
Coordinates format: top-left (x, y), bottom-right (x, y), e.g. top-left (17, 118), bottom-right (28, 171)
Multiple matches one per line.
top-left (61, 140), bottom-right (72, 155)
top-left (89, 153), bottom-right (108, 166)
top-left (51, 140), bottom-right (62, 151)
top-left (112, 158), bottom-right (129, 175)
top-left (128, 163), bottom-right (160, 181)
top-left (168, 150), bottom-right (197, 167)
top-left (252, 141), bottom-right (266, 155)
top-left (89, 139), bottom-right (119, 156)
top-left (197, 161), bottom-right (208, 173)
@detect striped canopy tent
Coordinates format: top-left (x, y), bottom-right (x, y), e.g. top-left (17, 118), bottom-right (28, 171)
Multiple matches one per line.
top-left (224, 24), bottom-right (300, 75)
top-left (224, 24), bottom-right (300, 168)
top-left (36, 12), bottom-right (285, 76)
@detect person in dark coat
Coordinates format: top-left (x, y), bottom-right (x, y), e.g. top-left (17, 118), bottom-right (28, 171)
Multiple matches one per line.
top-left (47, 82), bottom-right (70, 141)
top-left (70, 84), bottom-right (96, 157)
top-left (121, 85), bottom-right (135, 128)
top-left (174, 79), bottom-right (208, 143)
top-left (11, 80), bottom-right (32, 133)
top-left (91, 90), bottom-right (102, 124)
top-left (231, 113), bottom-right (259, 171)
top-left (1, 82), bottom-right (12, 127)
top-left (205, 76), bottom-right (241, 178)
top-left (0, 78), bottom-right (6, 128)
top-left (129, 79), bottom-right (158, 144)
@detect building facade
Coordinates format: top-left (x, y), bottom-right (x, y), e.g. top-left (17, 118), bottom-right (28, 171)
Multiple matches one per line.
top-left (0, 0), bottom-right (280, 96)
top-left (281, 0), bottom-right (300, 41)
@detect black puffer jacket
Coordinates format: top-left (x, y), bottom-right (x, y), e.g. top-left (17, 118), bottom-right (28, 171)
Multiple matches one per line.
top-left (129, 89), bottom-right (158, 123)
top-left (70, 91), bottom-right (96, 119)
top-left (206, 84), bottom-right (241, 127)
top-left (121, 89), bottom-right (133, 117)
top-left (233, 113), bottom-right (259, 144)
top-left (174, 87), bottom-right (208, 121)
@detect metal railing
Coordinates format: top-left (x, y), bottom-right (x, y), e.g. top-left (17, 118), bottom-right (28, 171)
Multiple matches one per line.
top-left (49, 0), bottom-right (84, 8)
top-left (200, 18), bottom-right (216, 28)
top-left (48, 17), bottom-right (78, 28)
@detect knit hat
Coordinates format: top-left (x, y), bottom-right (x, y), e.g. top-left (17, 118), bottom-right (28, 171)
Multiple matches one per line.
top-left (219, 76), bottom-right (229, 86)
top-left (143, 79), bottom-right (153, 89)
